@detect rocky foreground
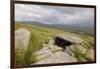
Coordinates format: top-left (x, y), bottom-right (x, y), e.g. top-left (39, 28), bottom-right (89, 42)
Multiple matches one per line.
top-left (15, 23), bottom-right (95, 65)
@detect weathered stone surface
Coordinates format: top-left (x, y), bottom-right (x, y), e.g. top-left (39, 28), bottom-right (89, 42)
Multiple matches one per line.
top-left (69, 45), bottom-right (86, 54)
top-left (34, 44), bottom-right (62, 60)
top-left (85, 49), bottom-right (94, 61)
top-left (15, 28), bottom-right (30, 51)
top-left (33, 47), bottom-right (53, 60)
top-left (34, 51), bottom-right (77, 64)
top-left (65, 47), bottom-right (74, 56)
top-left (55, 34), bottom-right (83, 44)
top-left (54, 51), bottom-right (77, 62)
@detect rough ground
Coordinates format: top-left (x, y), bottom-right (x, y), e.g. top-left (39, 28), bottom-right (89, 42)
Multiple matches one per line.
top-left (31, 35), bottom-right (86, 64)
top-left (15, 23), bottom-right (95, 65)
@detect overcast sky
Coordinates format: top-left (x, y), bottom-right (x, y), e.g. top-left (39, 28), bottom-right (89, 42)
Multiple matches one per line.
top-left (15, 4), bottom-right (94, 25)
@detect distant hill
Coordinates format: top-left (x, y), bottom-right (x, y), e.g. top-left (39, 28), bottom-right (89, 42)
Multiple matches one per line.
top-left (16, 21), bottom-right (94, 36)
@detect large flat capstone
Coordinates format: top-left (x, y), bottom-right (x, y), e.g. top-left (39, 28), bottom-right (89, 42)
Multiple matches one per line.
top-left (55, 34), bottom-right (83, 44)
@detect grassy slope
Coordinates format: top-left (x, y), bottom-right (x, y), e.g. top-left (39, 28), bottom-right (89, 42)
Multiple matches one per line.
top-left (15, 22), bottom-right (93, 65)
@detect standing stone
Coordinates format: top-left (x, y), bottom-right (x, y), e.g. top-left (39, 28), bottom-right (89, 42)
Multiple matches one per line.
top-left (15, 28), bottom-right (30, 51)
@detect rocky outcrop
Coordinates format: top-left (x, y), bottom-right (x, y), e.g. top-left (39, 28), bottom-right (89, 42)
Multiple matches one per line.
top-left (32, 37), bottom-right (77, 64)
top-left (34, 51), bottom-right (77, 64)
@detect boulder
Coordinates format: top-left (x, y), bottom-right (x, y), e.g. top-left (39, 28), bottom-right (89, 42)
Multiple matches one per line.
top-left (15, 28), bottom-right (30, 51)
top-left (85, 49), bottom-right (94, 61)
